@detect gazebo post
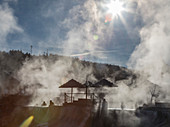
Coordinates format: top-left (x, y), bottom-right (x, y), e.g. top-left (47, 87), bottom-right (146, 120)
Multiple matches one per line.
top-left (86, 86), bottom-right (87, 99)
top-left (64, 93), bottom-right (67, 103)
top-left (71, 87), bottom-right (73, 103)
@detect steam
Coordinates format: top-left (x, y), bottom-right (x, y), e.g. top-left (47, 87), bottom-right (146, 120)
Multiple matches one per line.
top-left (40, 0), bottom-right (116, 59)
top-left (1, 0), bottom-right (169, 107)
top-left (128, 0), bottom-right (170, 100)
top-left (17, 56), bottom-right (95, 105)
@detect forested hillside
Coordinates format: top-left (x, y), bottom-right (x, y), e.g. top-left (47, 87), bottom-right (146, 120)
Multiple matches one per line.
top-left (0, 50), bottom-right (136, 95)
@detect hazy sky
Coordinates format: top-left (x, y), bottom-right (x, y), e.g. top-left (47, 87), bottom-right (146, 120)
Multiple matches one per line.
top-left (0, 0), bottom-right (143, 66)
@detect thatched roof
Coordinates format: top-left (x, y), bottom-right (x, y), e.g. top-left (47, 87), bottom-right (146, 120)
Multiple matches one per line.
top-left (59, 79), bottom-right (85, 88)
top-left (93, 79), bottom-right (118, 87)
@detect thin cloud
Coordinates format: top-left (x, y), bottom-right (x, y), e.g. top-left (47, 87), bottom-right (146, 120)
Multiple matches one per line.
top-left (0, 3), bottom-right (23, 50)
top-left (69, 50), bottom-right (118, 57)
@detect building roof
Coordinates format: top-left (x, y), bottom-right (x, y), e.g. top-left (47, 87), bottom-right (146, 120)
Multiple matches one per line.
top-left (93, 79), bottom-right (118, 87)
top-left (59, 79), bottom-right (85, 88)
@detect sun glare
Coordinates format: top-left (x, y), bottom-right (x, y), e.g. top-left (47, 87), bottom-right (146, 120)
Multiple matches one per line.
top-left (107, 0), bottom-right (124, 17)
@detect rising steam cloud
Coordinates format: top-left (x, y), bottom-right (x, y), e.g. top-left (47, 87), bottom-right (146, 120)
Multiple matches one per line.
top-left (128, 0), bottom-right (170, 100)
top-left (17, 56), bottom-right (95, 105)
top-left (61, 0), bottom-right (114, 59)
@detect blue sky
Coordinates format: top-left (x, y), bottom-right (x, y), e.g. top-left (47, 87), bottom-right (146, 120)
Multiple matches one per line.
top-left (0, 0), bottom-right (143, 66)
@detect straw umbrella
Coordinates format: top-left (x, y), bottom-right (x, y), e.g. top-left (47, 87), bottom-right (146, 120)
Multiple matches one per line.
top-left (93, 79), bottom-right (118, 87)
top-left (59, 79), bottom-right (85, 102)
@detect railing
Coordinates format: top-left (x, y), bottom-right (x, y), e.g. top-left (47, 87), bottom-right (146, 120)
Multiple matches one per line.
top-left (64, 92), bottom-right (96, 103)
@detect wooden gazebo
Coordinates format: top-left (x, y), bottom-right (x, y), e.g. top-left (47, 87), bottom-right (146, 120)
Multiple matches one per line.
top-left (59, 79), bottom-right (85, 102)
top-left (93, 79), bottom-right (118, 87)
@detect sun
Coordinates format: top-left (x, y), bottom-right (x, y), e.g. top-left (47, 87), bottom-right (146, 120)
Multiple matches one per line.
top-left (106, 0), bottom-right (124, 17)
